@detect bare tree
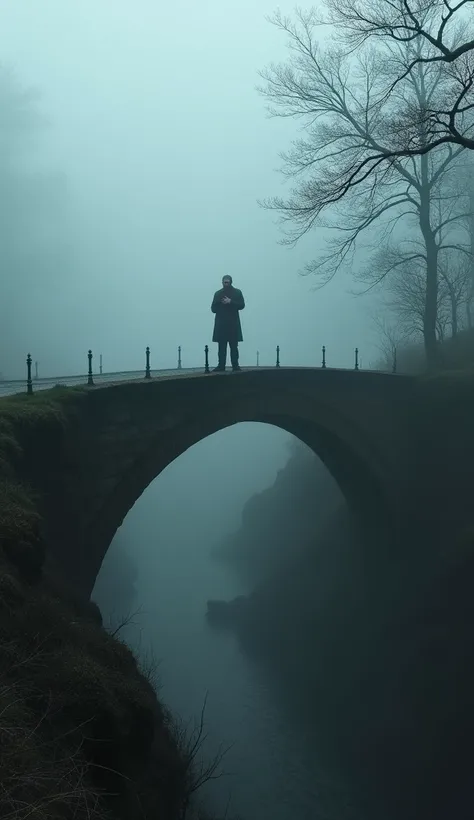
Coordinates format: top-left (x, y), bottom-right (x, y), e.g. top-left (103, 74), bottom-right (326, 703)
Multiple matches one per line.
top-left (371, 242), bottom-right (470, 345)
top-left (258, 10), bottom-right (468, 365)
top-left (363, 156), bottom-right (472, 341)
top-left (324, 0), bottom-right (474, 153)
top-left (387, 258), bottom-right (435, 336)
top-left (438, 249), bottom-right (471, 335)
top-left (106, 605), bottom-right (145, 638)
top-left (370, 311), bottom-right (411, 366)
top-left (170, 693), bottom-right (233, 820)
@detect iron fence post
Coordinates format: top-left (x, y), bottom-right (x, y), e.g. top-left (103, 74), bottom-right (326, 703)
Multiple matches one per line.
top-left (87, 350), bottom-right (94, 386)
top-left (26, 354), bottom-right (33, 395)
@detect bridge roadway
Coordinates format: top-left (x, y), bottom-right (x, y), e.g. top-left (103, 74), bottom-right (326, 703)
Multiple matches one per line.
top-left (0, 364), bottom-right (393, 398)
top-left (0, 367), bottom-right (204, 397)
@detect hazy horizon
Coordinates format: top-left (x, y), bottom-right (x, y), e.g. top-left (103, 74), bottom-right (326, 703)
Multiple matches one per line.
top-left (0, 0), bottom-right (378, 380)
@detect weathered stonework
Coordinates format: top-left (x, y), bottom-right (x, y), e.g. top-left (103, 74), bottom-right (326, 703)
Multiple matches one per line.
top-left (7, 367), bottom-right (472, 599)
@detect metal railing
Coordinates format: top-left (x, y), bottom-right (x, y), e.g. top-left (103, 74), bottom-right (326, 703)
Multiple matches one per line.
top-left (0, 344), bottom-right (398, 398)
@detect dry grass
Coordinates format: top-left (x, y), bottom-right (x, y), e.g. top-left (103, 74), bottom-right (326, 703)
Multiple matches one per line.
top-left (0, 609), bottom-right (108, 820)
top-left (0, 678), bottom-right (106, 820)
top-left (0, 552), bottom-right (239, 820)
top-left (375, 327), bottom-right (474, 375)
top-left (0, 555), bottom-right (185, 819)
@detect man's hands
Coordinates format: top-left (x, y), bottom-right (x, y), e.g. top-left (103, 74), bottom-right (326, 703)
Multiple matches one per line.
top-left (222, 296), bottom-right (231, 305)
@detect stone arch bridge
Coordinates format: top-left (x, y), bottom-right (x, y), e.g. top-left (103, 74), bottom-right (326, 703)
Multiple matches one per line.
top-left (9, 367), bottom-right (466, 599)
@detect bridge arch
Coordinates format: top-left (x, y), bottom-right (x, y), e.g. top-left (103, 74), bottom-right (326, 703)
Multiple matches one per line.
top-left (79, 372), bottom-right (403, 597)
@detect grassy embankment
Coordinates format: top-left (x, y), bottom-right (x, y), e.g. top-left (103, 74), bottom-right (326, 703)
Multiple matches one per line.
top-left (376, 324), bottom-right (474, 373)
top-left (0, 388), bottom-right (232, 820)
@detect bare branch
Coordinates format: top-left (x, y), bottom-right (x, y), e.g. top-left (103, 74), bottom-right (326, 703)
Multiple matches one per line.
top-left (322, 0), bottom-right (474, 152)
top-left (169, 693), bottom-right (235, 820)
top-left (107, 605), bottom-right (144, 638)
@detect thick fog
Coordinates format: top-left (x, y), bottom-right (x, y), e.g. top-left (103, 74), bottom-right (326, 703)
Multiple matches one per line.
top-left (95, 422), bottom-right (293, 641)
top-left (94, 423), bottom-right (344, 820)
top-left (0, 0), bottom-right (378, 379)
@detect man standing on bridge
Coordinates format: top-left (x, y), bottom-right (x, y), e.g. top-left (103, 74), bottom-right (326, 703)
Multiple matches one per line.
top-left (211, 275), bottom-right (245, 372)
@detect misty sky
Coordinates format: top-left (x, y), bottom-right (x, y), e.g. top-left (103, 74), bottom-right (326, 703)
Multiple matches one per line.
top-left (1, 0), bottom-right (378, 378)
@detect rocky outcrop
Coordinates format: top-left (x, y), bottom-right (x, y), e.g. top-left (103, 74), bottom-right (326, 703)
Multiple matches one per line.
top-left (212, 442), bottom-right (343, 584)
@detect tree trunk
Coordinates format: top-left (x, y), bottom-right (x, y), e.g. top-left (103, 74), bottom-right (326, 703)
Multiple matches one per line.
top-left (468, 187), bottom-right (474, 324)
top-left (419, 176), bottom-right (439, 369)
top-left (415, 66), bottom-right (439, 369)
top-left (451, 297), bottom-right (458, 338)
top-left (445, 281), bottom-right (458, 338)
top-left (423, 241), bottom-right (439, 366)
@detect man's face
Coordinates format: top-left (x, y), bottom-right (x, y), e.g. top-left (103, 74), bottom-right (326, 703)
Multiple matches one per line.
top-left (222, 278), bottom-right (231, 288)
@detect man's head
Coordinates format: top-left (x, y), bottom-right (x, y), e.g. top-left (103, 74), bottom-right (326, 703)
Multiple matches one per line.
top-left (222, 275), bottom-right (232, 288)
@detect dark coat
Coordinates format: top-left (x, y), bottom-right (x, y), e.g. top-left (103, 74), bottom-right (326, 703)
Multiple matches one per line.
top-left (211, 286), bottom-right (245, 343)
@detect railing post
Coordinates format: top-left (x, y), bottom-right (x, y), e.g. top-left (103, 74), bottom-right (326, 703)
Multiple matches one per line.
top-left (322, 345), bottom-right (326, 369)
top-left (256, 351), bottom-right (260, 367)
top-left (204, 345), bottom-right (210, 374)
top-left (145, 346), bottom-right (151, 379)
top-left (276, 345), bottom-right (280, 368)
top-left (178, 346), bottom-right (182, 370)
top-left (99, 354), bottom-right (103, 375)
top-left (87, 350), bottom-right (94, 386)
top-left (354, 347), bottom-right (359, 371)
top-left (26, 354), bottom-right (33, 395)
top-left (34, 361), bottom-right (39, 380)
top-left (392, 346), bottom-right (397, 374)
